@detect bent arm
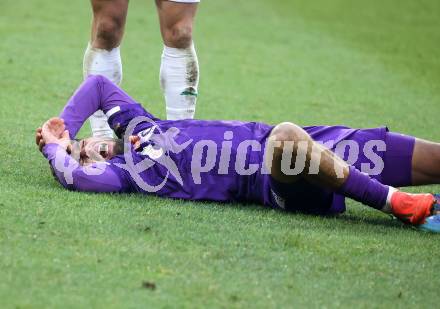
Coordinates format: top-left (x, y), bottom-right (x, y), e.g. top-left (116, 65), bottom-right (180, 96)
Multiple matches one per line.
top-left (42, 143), bottom-right (130, 192)
top-left (60, 75), bottom-right (157, 138)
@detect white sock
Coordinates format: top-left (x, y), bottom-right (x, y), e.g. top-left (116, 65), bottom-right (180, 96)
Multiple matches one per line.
top-left (382, 187), bottom-right (398, 214)
top-left (160, 43), bottom-right (199, 120)
top-left (83, 42), bottom-right (122, 138)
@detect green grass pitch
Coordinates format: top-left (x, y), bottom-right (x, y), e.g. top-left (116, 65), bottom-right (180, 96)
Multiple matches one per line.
top-left (1, 0), bottom-right (440, 307)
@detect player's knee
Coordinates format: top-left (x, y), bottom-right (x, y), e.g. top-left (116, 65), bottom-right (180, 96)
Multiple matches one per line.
top-left (163, 23), bottom-right (193, 48)
top-left (95, 17), bottom-right (124, 49)
top-left (270, 122), bottom-right (310, 156)
top-left (272, 122), bottom-right (307, 143)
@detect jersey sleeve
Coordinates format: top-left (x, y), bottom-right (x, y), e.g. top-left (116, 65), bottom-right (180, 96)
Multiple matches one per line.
top-left (42, 143), bottom-right (131, 193)
top-left (59, 75), bottom-right (159, 138)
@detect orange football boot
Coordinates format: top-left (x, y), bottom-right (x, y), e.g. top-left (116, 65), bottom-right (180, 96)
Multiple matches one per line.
top-left (390, 191), bottom-right (436, 225)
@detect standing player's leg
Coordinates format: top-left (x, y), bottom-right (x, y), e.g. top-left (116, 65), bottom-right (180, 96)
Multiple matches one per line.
top-left (265, 123), bottom-right (438, 228)
top-left (155, 0), bottom-right (199, 120)
top-left (84, 0), bottom-right (129, 138)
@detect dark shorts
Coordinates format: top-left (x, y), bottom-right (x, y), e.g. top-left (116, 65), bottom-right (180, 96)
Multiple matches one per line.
top-left (268, 128), bottom-right (416, 215)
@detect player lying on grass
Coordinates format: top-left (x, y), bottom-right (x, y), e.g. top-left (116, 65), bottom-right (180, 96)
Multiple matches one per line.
top-left (36, 75), bottom-right (440, 233)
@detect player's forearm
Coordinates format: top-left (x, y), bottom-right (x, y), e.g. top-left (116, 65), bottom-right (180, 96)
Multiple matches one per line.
top-left (59, 76), bottom-right (103, 138)
top-left (59, 75), bottom-right (139, 138)
top-left (42, 143), bottom-right (127, 192)
top-left (60, 75), bottom-right (155, 139)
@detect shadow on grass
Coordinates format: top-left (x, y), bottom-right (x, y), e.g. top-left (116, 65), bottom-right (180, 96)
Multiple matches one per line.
top-left (331, 213), bottom-right (398, 228)
top-left (170, 199), bottom-right (428, 235)
top-left (37, 178), bottom-right (436, 235)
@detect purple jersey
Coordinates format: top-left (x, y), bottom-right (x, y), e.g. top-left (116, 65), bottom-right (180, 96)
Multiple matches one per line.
top-left (44, 75), bottom-right (275, 204)
top-left (43, 75), bottom-right (412, 214)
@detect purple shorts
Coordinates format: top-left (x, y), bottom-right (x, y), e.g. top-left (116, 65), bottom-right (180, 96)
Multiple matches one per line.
top-left (268, 127), bottom-right (416, 215)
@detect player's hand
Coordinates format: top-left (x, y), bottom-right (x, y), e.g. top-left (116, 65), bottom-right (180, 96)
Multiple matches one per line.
top-left (129, 135), bottom-right (141, 150)
top-left (41, 117), bottom-right (71, 152)
top-left (35, 127), bottom-right (45, 152)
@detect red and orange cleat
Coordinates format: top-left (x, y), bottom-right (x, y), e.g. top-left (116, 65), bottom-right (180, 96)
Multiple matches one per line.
top-left (391, 192), bottom-right (440, 233)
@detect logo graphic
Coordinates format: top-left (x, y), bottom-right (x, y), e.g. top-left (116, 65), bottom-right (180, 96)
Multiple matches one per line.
top-left (271, 189), bottom-right (286, 209)
top-left (51, 114), bottom-right (387, 192)
top-left (114, 116), bottom-right (192, 193)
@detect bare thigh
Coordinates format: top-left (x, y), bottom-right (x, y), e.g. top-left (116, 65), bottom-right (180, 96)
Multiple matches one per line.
top-left (412, 138), bottom-right (440, 185)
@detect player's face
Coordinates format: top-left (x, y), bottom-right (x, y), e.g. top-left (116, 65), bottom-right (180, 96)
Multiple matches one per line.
top-left (70, 137), bottom-right (119, 165)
